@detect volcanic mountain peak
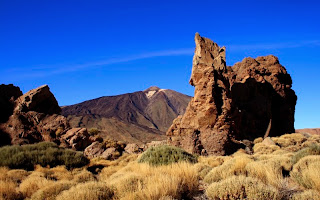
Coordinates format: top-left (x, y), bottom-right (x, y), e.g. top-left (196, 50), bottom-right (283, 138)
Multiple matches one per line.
top-left (144, 86), bottom-right (167, 99)
top-left (62, 87), bottom-right (191, 143)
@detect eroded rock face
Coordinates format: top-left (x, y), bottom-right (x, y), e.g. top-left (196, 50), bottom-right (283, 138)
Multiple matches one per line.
top-left (167, 33), bottom-right (297, 155)
top-left (84, 141), bottom-right (105, 159)
top-left (14, 85), bottom-right (61, 115)
top-left (61, 128), bottom-right (92, 150)
top-left (0, 84), bottom-right (23, 123)
top-left (0, 85), bottom-right (70, 146)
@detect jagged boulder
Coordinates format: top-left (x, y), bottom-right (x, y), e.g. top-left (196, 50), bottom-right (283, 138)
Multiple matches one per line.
top-left (84, 141), bottom-right (105, 159)
top-left (61, 128), bottom-right (92, 150)
top-left (167, 33), bottom-right (297, 155)
top-left (0, 84), bottom-right (23, 123)
top-left (124, 143), bottom-right (143, 154)
top-left (14, 85), bottom-right (61, 114)
top-left (0, 84), bottom-right (70, 146)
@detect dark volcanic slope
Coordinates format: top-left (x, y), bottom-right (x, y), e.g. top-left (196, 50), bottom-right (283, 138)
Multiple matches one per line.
top-left (62, 87), bottom-right (191, 144)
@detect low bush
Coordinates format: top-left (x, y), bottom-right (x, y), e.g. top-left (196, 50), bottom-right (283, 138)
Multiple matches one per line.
top-left (88, 128), bottom-right (100, 136)
top-left (206, 175), bottom-right (280, 200)
top-left (292, 144), bottom-right (320, 164)
top-left (0, 142), bottom-right (89, 170)
top-left (138, 145), bottom-right (198, 166)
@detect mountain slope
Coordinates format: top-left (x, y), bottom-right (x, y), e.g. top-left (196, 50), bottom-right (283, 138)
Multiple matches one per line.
top-left (296, 128), bottom-right (320, 135)
top-left (62, 87), bottom-right (191, 144)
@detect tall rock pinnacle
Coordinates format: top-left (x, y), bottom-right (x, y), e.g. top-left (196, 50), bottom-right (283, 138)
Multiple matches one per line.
top-left (166, 33), bottom-right (297, 155)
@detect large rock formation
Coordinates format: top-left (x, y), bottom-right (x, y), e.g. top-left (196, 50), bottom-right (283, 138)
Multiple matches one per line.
top-left (167, 33), bottom-right (297, 155)
top-left (0, 84), bottom-right (23, 123)
top-left (0, 85), bottom-right (70, 146)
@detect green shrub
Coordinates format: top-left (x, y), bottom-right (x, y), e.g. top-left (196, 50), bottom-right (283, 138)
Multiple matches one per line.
top-left (88, 128), bottom-right (100, 136)
top-left (292, 144), bottom-right (320, 164)
top-left (206, 175), bottom-right (280, 200)
top-left (0, 142), bottom-right (89, 170)
top-left (138, 145), bottom-right (197, 166)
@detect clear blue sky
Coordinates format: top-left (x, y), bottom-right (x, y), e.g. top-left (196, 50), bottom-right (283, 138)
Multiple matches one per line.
top-left (0, 0), bottom-right (319, 129)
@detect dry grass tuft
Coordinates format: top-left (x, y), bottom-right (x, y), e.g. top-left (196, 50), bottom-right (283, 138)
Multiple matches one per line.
top-left (197, 155), bottom-right (227, 168)
top-left (253, 137), bottom-right (263, 144)
top-left (56, 181), bottom-right (114, 200)
top-left (253, 143), bottom-right (281, 154)
top-left (206, 175), bottom-right (280, 200)
top-left (0, 180), bottom-right (23, 200)
top-left (73, 169), bottom-right (95, 183)
top-left (193, 163), bottom-right (212, 179)
top-left (290, 155), bottom-right (320, 192)
top-left (30, 180), bottom-right (75, 200)
top-left (290, 190), bottom-right (320, 200)
top-left (6, 169), bottom-right (29, 184)
top-left (246, 154), bottom-right (293, 186)
top-left (104, 162), bottom-right (199, 199)
top-left (203, 155), bottom-right (253, 184)
top-left (48, 166), bottom-right (73, 181)
top-left (19, 171), bottom-right (54, 198)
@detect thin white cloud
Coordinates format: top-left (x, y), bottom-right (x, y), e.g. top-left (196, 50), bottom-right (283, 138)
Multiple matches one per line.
top-left (5, 48), bottom-right (194, 80)
top-left (4, 40), bottom-right (320, 81)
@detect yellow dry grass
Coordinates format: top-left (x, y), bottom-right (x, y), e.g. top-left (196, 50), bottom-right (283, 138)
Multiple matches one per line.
top-left (0, 133), bottom-right (319, 199)
top-left (55, 181), bottom-right (114, 200)
top-left (206, 175), bottom-right (280, 200)
top-left (0, 180), bottom-right (22, 200)
top-left (103, 161), bottom-right (199, 199)
top-left (72, 169), bottom-right (95, 183)
top-left (203, 155), bottom-right (253, 184)
top-left (290, 155), bottom-right (320, 192)
top-left (19, 171), bottom-right (54, 198)
top-left (290, 189), bottom-right (320, 200)
top-left (30, 180), bottom-right (75, 200)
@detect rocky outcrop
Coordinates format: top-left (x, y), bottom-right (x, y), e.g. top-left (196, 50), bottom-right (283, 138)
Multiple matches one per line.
top-left (0, 84), bottom-right (23, 123)
top-left (83, 139), bottom-right (126, 160)
top-left (0, 84), bottom-right (71, 147)
top-left (167, 33), bottom-right (297, 155)
top-left (124, 143), bottom-right (143, 154)
top-left (61, 128), bottom-right (92, 150)
top-left (84, 142), bottom-right (106, 159)
top-left (14, 85), bottom-right (61, 114)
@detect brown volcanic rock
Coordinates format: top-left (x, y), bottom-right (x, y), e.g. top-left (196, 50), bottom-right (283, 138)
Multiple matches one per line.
top-left (167, 33), bottom-right (297, 155)
top-left (0, 85), bottom-right (70, 146)
top-left (0, 84), bottom-right (23, 123)
top-left (14, 85), bottom-right (61, 115)
top-left (61, 128), bottom-right (92, 150)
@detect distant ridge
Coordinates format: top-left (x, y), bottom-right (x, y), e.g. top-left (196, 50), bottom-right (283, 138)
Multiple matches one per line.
top-left (296, 128), bottom-right (320, 135)
top-left (62, 87), bottom-right (191, 144)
